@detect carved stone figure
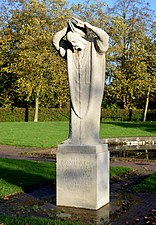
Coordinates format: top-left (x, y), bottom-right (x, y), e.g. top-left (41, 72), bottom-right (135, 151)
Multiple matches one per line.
top-left (53, 17), bottom-right (109, 145)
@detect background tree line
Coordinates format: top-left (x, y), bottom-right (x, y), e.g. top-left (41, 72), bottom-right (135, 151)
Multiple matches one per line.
top-left (0, 0), bottom-right (155, 121)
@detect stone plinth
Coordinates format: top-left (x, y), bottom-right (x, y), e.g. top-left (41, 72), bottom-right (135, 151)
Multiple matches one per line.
top-left (57, 144), bottom-right (109, 210)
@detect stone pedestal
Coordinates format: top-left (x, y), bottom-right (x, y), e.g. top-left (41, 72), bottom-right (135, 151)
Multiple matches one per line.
top-left (57, 144), bottom-right (109, 210)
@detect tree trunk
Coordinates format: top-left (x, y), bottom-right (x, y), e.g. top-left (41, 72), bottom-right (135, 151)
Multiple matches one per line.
top-left (128, 108), bottom-right (132, 121)
top-left (59, 100), bottom-right (62, 109)
top-left (25, 101), bottom-right (29, 122)
top-left (143, 86), bottom-right (150, 122)
top-left (34, 91), bottom-right (39, 122)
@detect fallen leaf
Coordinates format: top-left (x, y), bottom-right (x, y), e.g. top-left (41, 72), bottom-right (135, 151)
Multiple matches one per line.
top-left (3, 196), bottom-right (9, 200)
top-left (151, 209), bottom-right (156, 213)
top-left (135, 218), bottom-right (140, 222)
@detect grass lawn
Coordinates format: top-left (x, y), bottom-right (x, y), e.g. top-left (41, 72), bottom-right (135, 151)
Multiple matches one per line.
top-left (0, 158), bottom-right (55, 197)
top-left (0, 158), bottom-right (132, 198)
top-left (0, 158), bottom-right (155, 224)
top-left (100, 121), bottom-right (156, 138)
top-left (110, 165), bottom-right (132, 178)
top-left (0, 121), bottom-right (68, 148)
top-left (132, 172), bottom-right (156, 194)
top-left (0, 216), bottom-right (84, 225)
top-left (0, 121), bottom-right (156, 148)
top-left (0, 158), bottom-right (133, 224)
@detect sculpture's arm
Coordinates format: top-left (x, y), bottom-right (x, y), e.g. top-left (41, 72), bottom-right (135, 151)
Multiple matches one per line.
top-left (52, 27), bottom-right (68, 57)
top-left (84, 22), bottom-right (109, 53)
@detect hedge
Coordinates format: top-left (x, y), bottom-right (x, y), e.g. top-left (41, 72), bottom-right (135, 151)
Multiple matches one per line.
top-left (101, 109), bottom-right (142, 121)
top-left (0, 107), bottom-right (69, 122)
top-left (0, 107), bottom-right (155, 122)
top-left (101, 109), bottom-right (156, 121)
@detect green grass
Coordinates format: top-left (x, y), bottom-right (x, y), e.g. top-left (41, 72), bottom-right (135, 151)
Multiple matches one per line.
top-left (0, 158), bottom-right (132, 197)
top-left (0, 158), bottom-right (55, 197)
top-left (132, 172), bottom-right (156, 194)
top-left (100, 121), bottom-right (156, 138)
top-left (110, 166), bottom-right (132, 178)
top-left (0, 121), bottom-right (68, 148)
top-left (0, 216), bottom-right (84, 225)
top-left (0, 121), bottom-right (156, 148)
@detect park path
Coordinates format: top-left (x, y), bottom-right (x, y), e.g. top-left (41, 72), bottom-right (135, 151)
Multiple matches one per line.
top-left (0, 145), bottom-right (57, 161)
top-left (0, 144), bottom-right (156, 174)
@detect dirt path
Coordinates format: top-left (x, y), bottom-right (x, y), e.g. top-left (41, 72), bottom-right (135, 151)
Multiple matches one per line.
top-left (0, 144), bottom-right (156, 174)
top-left (0, 145), bottom-right (57, 161)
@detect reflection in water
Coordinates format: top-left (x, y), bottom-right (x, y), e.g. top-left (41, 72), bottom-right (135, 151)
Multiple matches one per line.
top-left (110, 144), bottom-right (156, 160)
top-left (58, 204), bottom-right (110, 224)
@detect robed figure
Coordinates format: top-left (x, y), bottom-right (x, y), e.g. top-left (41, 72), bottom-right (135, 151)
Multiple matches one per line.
top-left (53, 17), bottom-right (109, 145)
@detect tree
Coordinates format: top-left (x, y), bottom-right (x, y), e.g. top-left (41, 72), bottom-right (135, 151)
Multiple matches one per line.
top-left (143, 29), bottom-right (156, 121)
top-left (70, 0), bottom-right (109, 28)
top-left (104, 0), bottom-right (155, 113)
top-left (0, 0), bottom-right (19, 107)
top-left (1, 0), bottom-right (70, 121)
top-left (68, 0), bottom-right (156, 114)
top-left (1, 0), bottom-right (155, 118)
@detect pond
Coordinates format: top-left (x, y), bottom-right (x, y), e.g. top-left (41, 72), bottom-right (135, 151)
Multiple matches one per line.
top-left (109, 143), bottom-right (156, 160)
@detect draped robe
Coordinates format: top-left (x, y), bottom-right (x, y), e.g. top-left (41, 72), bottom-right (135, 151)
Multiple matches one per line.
top-left (53, 27), bottom-right (109, 145)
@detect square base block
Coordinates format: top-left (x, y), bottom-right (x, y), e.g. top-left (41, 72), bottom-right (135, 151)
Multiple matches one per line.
top-left (57, 144), bottom-right (109, 210)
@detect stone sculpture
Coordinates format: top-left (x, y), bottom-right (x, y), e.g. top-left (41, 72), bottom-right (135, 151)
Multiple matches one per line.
top-left (53, 17), bottom-right (109, 145)
top-left (53, 17), bottom-right (109, 210)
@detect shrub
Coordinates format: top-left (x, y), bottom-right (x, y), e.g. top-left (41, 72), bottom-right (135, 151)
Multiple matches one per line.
top-left (0, 107), bottom-right (70, 122)
top-left (0, 107), bottom-right (155, 122)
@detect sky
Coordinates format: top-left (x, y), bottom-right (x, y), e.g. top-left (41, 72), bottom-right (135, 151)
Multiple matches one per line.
top-left (0, 0), bottom-right (155, 13)
top-left (0, 0), bottom-right (155, 11)
top-left (69, 0), bottom-right (156, 13)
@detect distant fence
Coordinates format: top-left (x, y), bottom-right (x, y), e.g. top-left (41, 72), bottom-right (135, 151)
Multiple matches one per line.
top-left (0, 107), bottom-right (155, 122)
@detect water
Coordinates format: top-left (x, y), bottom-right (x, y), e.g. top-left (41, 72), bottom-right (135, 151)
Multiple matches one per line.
top-left (110, 143), bottom-right (156, 160)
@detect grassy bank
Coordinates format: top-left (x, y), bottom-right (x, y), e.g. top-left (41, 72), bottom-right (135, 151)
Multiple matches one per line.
top-left (0, 158), bottom-right (55, 197)
top-left (0, 121), bottom-right (156, 148)
top-left (0, 157), bottom-right (155, 224)
top-left (110, 166), bottom-right (132, 178)
top-left (0, 121), bottom-right (68, 148)
top-left (0, 158), bottom-right (132, 197)
top-left (132, 172), bottom-right (156, 193)
top-left (0, 216), bottom-right (84, 225)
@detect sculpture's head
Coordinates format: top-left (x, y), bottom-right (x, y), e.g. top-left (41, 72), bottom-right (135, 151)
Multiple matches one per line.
top-left (67, 17), bottom-right (87, 51)
top-left (68, 17), bottom-right (87, 37)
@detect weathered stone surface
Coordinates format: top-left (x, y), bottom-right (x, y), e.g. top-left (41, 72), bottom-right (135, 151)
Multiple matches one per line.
top-left (53, 17), bottom-right (109, 209)
top-left (53, 17), bottom-right (109, 145)
top-left (57, 144), bottom-right (109, 209)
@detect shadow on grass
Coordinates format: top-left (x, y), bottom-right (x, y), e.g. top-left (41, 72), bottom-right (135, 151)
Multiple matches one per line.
top-left (102, 121), bottom-right (156, 134)
top-left (0, 159), bottom-right (56, 199)
top-left (131, 172), bottom-right (156, 194)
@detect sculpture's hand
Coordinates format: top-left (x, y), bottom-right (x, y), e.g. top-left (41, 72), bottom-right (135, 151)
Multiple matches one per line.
top-left (71, 17), bottom-right (85, 28)
top-left (68, 20), bottom-right (75, 32)
top-left (84, 22), bottom-right (93, 30)
top-left (53, 27), bottom-right (67, 51)
top-left (84, 22), bottom-right (109, 53)
top-left (68, 17), bottom-right (86, 37)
